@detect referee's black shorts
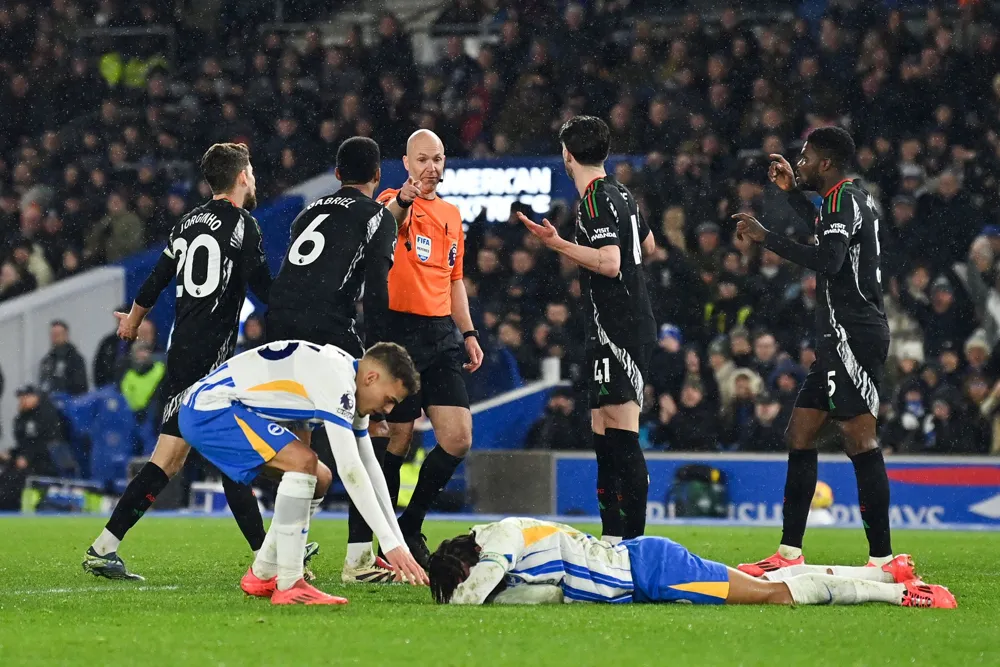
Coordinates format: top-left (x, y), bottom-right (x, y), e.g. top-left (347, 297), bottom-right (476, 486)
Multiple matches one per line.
top-left (265, 308), bottom-right (364, 357)
top-left (382, 311), bottom-right (470, 423)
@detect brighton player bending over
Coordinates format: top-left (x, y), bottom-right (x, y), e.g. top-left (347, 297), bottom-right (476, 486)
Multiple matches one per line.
top-left (179, 340), bottom-right (427, 604)
top-left (427, 518), bottom-right (955, 609)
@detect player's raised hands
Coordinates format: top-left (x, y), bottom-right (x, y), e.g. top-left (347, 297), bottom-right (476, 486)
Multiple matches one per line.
top-left (384, 545), bottom-right (429, 586)
top-left (399, 177), bottom-right (422, 204)
top-left (732, 212), bottom-right (767, 244)
top-left (768, 154), bottom-right (797, 192)
top-left (517, 212), bottom-right (564, 249)
top-left (114, 311), bottom-right (139, 341)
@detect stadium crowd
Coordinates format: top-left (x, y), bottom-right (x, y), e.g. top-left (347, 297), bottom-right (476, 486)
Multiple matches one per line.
top-left (2, 0), bottom-right (1000, 487)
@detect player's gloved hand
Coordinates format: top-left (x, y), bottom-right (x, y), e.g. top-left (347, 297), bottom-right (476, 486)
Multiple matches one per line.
top-left (114, 311), bottom-right (139, 341)
top-left (384, 546), bottom-right (429, 586)
top-left (398, 177), bottom-right (421, 205)
top-left (768, 153), bottom-right (797, 192)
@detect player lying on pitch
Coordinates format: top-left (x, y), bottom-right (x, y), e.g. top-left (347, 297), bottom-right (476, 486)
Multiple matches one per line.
top-left (428, 518), bottom-right (956, 609)
top-left (178, 339), bottom-right (428, 604)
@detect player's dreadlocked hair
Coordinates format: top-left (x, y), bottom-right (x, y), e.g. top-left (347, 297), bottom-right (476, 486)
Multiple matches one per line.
top-left (428, 533), bottom-right (480, 604)
top-left (805, 126), bottom-right (856, 171)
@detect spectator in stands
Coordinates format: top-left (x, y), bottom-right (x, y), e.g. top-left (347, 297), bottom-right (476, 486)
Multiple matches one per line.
top-left (498, 319), bottom-right (537, 381)
top-left (703, 272), bottom-right (754, 339)
top-left (9, 385), bottom-right (59, 476)
top-left (924, 388), bottom-right (971, 454)
top-left (896, 274), bottom-right (976, 358)
top-left (94, 307), bottom-right (130, 387)
top-left (0, 259), bottom-right (34, 302)
top-left (38, 320), bottom-right (88, 395)
top-left (237, 314), bottom-right (266, 354)
top-left (119, 341), bottom-right (166, 424)
top-left (739, 391), bottom-right (785, 452)
top-left (83, 191), bottom-right (144, 265)
top-left (525, 387), bottom-right (586, 450)
top-left (722, 367), bottom-right (762, 444)
top-left (12, 236), bottom-right (53, 288)
top-left (652, 379), bottom-right (717, 452)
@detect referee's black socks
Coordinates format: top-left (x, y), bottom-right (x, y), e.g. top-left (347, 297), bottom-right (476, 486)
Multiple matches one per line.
top-left (397, 446), bottom-right (463, 536)
top-left (605, 428), bottom-right (648, 540)
top-left (851, 447), bottom-right (893, 558)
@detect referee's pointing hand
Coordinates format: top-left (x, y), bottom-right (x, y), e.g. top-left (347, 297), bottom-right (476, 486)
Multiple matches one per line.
top-left (399, 177), bottom-right (422, 204)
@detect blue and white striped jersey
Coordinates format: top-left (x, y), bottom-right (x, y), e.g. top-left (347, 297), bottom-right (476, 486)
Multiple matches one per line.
top-left (451, 518), bottom-right (635, 604)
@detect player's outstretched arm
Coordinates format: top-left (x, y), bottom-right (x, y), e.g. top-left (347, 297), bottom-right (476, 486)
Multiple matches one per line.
top-left (449, 561), bottom-right (507, 605)
top-left (121, 250), bottom-right (175, 340)
top-left (362, 211), bottom-right (395, 345)
top-left (733, 212), bottom-right (848, 276)
top-left (492, 584), bottom-right (565, 605)
top-left (325, 420), bottom-right (427, 585)
top-left (517, 212), bottom-right (621, 278)
top-left (355, 425), bottom-right (406, 553)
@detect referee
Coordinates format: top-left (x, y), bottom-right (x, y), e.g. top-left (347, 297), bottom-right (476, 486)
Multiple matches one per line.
top-left (368, 129), bottom-right (483, 568)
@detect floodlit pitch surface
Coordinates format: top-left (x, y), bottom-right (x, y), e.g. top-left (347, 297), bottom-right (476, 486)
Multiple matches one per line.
top-left (1, 517), bottom-right (997, 666)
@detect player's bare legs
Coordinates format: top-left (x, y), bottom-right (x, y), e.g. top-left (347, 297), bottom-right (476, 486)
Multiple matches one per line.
top-left (837, 413), bottom-right (893, 564)
top-left (738, 407), bottom-right (826, 577)
top-left (245, 441), bottom-right (347, 605)
top-left (593, 401), bottom-right (646, 543)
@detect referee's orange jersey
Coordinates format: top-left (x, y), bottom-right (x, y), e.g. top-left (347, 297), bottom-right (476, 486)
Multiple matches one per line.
top-left (377, 189), bottom-right (465, 317)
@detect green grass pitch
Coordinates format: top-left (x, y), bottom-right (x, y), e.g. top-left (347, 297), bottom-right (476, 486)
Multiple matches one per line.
top-left (1, 517), bottom-right (998, 667)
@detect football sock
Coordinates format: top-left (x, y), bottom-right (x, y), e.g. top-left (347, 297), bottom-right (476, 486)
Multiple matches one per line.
top-left (867, 555), bottom-right (894, 567)
top-left (397, 446), bottom-right (463, 536)
top-left (346, 436), bottom-right (390, 545)
top-left (594, 432), bottom-right (623, 542)
top-left (345, 542), bottom-right (374, 566)
top-left (310, 498), bottom-right (322, 517)
top-left (270, 472), bottom-right (316, 591)
top-left (783, 574), bottom-right (904, 606)
top-left (851, 448), bottom-right (893, 558)
top-left (101, 462), bottom-right (170, 547)
top-left (763, 564), bottom-right (893, 584)
top-left (778, 545), bottom-right (803, 560)
top-left (92, 529), bottom-right (121, 557)
top-left (607, 428), bottom-right (648, 540)
top-left (223, 476), bottom-right (266, 552)
top-left (779, 449), bottom-right (818, 550)
top-left (383, 450), bottom-right (405, 509)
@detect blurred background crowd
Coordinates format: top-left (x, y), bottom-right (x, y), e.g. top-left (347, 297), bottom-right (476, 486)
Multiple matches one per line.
top-left (3, 0), bottom-right (1000, 493)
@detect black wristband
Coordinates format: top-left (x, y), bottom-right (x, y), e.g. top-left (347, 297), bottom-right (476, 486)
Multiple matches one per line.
top-left (395, 193), bottom-right (413, 209)
top-left (463, 330), bottom-right (480, 340)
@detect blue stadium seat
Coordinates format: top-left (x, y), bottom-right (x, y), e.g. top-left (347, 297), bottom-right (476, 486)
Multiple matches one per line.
top-left (62, 392), bottom-right (99, 476)
top-left (88, 388), bottom-right (137, 486)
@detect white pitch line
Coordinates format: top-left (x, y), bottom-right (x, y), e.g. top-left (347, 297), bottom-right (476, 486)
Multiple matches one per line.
top-left (3, 585), bottom-right (180, 596)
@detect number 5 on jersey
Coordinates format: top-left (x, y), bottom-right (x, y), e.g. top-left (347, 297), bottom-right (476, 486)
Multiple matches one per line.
top-left (289, 214), bottom-right (328, 266)
top-left (594, 358), bottom-right (611, 383)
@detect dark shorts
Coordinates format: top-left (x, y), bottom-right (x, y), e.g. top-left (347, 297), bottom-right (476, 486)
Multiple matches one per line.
top-left (587, 341), bottom-right (652, 410)
top-left (161, 341), bottom-right (231, 438)
top-left (795, 330), bottom-right (889, 420)
top-left (265, 309), bottom-right (364, 357)
top-left (382, 311), bottom-right (469, 423)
